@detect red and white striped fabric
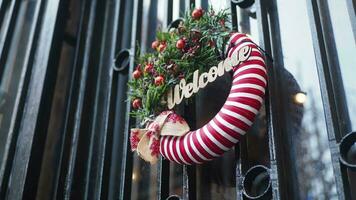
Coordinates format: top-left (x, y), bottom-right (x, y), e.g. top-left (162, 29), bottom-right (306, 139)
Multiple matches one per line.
top-left (159, 33), bottom-right (267, 164)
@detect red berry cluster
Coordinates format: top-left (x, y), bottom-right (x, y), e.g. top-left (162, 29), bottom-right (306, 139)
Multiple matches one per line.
top-left (151, 40), bottom-right (166, 52)
top-left (131, 63), bottom-right (166, 109)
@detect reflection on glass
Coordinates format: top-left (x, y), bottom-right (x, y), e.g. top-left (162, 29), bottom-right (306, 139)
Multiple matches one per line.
top-left (277, 0), bottom-right (337, 199)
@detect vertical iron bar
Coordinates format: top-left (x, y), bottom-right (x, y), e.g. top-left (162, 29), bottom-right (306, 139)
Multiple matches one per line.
top-left (346, 0), bottom-right (356, 40)
top-left (179, 0), bottom-right (185, 17)
top-left (119, 0), bottom-right (143, 199)
top-left (200, 0), bottom-right (208, 10)
top-left (239, 9), bottom-right (250, 34)
top-left (182, 165), bottom-right (196, 200)
top-left (53, 1), bottom-right (89, 199)
top-left (182, 102), bottom-right (197, 200)
top-left (146, 0), bottom-right (158, 48)
top-left (0, 0), bottom-right (20, 80)
top-left (185, 0), bottom-right (195, 10)
top-left (317, 0), bottom-right (351, 138)
top-left (108, 1), bottom-right (135, 199)
top-left (166, 0), bottom-right (173, 27)
top-left (255, 0), bottom-right (296, 199)
top-left (107, 0), bottom-right (130, 199)
top-left (306, 0), bottom-right (352, 198)
top-left (157, 157), bottom-right (170, 200)
top-left (61, 0), bottom-right (98, 198)
top-left (181, 2), bottom-right (196, 200)
top-left (6, 0), bottom-right (66, 198)
top-left (0, 0), bottom-right (43, 197)
top-left (157, 1), bottom-right (173, 199)
top-left (84, 0), bottom-right (122, 198)
top-left (258, 0), bottom-right (304, 198)
top-left (230, 1), bottom-right (238, 30)
top-left (229, 2), bottom-right (244, 199)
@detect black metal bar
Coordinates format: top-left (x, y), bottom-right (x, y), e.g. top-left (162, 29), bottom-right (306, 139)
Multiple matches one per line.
top-left (181, 101), bottom-right (197, 200)
top-left (166, 0), bottom-right (173, 28)
top-left (255, 0), bottom-right (282, 199)
top-left (0, 0), bottom-right (20, 81)
top-left (179, 2), bottom-right (197, 200)
top-left (156, 1), bottom-right (173, 199)
top-left (58, 0), bottom-right (98, 199)
top-left (306, 0), bottom-right (352, 198)
top-left (346, 0), bottom-right (356, 40)
top-left (0, 1), bottom-right (43, 197)
top-left (230, 1), bottom-right (238, 31)
top-left (235, 144), bottom-right (244, 200)
top-left (233, 4), bottom-right (250, 199)
top-left (265, 9), bottom-right (300, 199)
top-left (83, 0), bottom-right (122, 198)
top-left (108, 70), bottom-right (130, 199)
top-left (79, 0), bottom-right (109, 195)
top-left (259, 0), bottom-right (306, 198)
top-left (179, 0), bottom-right (185, 17)
top-left (185, 0), bottom-right (195, 10)
top-left (107, 1), bottom-right (134, 199)
top-left (317, 0), bottom-right (351, 138)
top-left (182, 165), bottom-right (196, 200)
top-left (157, 157), bottom-right (170, 199)
top-left (200, 0), bottom-right (208, 10)
top-left (5, 0), bottom-right (67, 198)
top-left (106, 0), bottom-right (130, 199)
top-left (0, 0), bottom-right (4, 11)
top-left (239, 9), bottom-right (250, 34)
top-left (146, 0), bottom-right (158, 49)
top-left (119, 0), bottom-right (143, 199)
top-left (53, 1), bottom-right (89, 199)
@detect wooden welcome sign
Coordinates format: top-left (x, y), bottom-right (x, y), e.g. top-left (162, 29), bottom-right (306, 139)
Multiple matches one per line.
top-left (167, 45), bottom-right (252, 109)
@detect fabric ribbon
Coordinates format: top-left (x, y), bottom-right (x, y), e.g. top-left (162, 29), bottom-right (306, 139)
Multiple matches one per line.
top-left (130, 111), bottom-right (190, 164)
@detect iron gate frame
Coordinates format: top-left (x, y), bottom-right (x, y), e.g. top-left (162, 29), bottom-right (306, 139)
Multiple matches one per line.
top-left (0, 0), bottom-right (355, 199)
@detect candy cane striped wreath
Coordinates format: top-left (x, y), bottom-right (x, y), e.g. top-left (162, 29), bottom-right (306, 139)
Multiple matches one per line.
top-left (159, 33), bottom-right (267, 164)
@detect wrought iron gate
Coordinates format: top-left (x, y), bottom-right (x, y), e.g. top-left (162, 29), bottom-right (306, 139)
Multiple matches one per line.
top-left (0, 0), bottom-right (355, 199)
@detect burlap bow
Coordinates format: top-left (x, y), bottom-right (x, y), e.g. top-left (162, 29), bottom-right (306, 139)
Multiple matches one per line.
top-left (130, 111), bottom-right (190, 164)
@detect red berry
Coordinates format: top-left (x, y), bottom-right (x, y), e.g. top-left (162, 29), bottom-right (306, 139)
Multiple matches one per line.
top-left (144, 63), bottom-right (153, 73)
top-left (154, 76), bottom-right (165, 86)
top-left (208, 40), bottom-right (215, 47)
top-left (132, 99), bottom-right (142, 109)
top-left (151, 40), bottom-right (160, 49)
top-left (132, 70), bottom-right (141, 79)
top-left (176, 39), bottom-right (185, 49)
top-left (220, 19), bottom-right (225, 26)
top-left (192, 8), bottom-right (203, 20)
top-left (158, 43), bottom-right (166, 52)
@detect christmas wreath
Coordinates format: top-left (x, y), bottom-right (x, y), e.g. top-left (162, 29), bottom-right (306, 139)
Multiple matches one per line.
top-left (129, 7), bottom-right (267, 164)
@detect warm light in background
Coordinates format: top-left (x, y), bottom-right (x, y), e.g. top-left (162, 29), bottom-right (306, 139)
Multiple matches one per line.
top-left (294, 92), bottom-right (307, 104)
top-left (132, 172), bottom-right (137, 181)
